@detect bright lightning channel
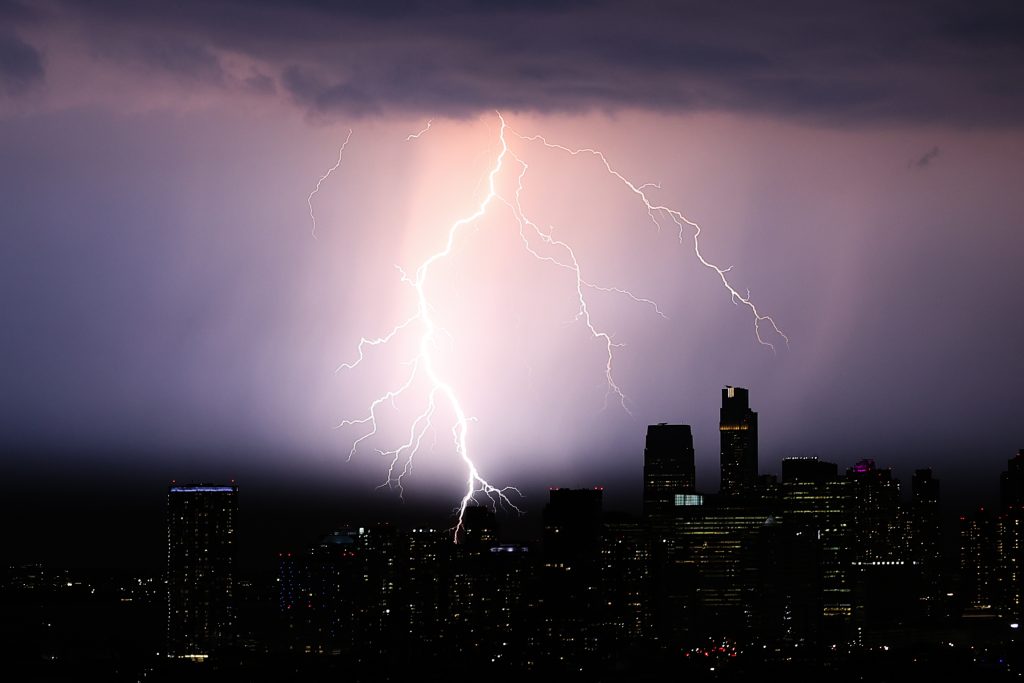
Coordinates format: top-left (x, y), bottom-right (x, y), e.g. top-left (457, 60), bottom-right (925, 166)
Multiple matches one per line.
top-left (319, 113), bottom-right (786, 542)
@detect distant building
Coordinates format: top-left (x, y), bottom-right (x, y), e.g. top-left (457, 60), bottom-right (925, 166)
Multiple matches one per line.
top-left (278, 528), bottom-right (366, 655)
top-left (643, 423), bottom-right (696, 524)
top-left (543, 487), bottom-right (604, 567)
top-left (539, 488), bottom-right (604, 668)
top-left (1000, 450), bottom-right (1024, 510)
top-left (998, 452), bottom-right (1024, 621)
top-left (781, 457), bottom-right (854, 635)
top-left (909, 468), bottom-right (943, 611)
top-left (845, 459), bottom-right (903, 563)
top-left (167, 483), bottom-right (238, 659)
top-left (720, 386), bottom-right (758, 496)
top-left (600, 513), bottom-right (654, 641)
top-left (960, 507), bottom-right (999, 615)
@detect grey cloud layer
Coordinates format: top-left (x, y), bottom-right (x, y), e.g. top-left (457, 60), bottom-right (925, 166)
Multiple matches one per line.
top-left (14, 0), bottom-right (1024, 122)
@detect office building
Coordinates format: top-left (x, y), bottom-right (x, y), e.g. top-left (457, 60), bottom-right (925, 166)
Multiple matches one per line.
top-left (781, 457), bottom-right (854, 634)
top-left (1001, 450), bottom-right (1024, 510)
top-left (643, 423), bottom-right (696, 524)
top-left (719, 386), bottom-right (758, 496)
top-left (167, 483), bottom-right (238, 659)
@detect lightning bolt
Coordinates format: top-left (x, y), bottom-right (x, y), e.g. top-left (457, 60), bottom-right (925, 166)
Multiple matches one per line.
top-left (509, 129), bottom-right (789, 351)
top-left (307, 129), bottom-right (353, 239)
top-left (405, 119), bottom-right (433, 141)
top-left (321, 113), bottom-right (786, 542)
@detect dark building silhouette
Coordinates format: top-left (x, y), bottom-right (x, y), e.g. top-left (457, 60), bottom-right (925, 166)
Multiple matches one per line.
top-left (539, 488), bottom-right (604, 670)
top-left (448, 506), bottom-right (500, 661)
top-left (600, 514), bottom-right (654, 643)
top-left (664, 494), bottom-right (777, 640)
top-left (166, 483), bottom-right (238, 659)
top-left (780, 457), bottom-right (853, 636)
top-left (997, 453), bottom-right (1024, 621)
top-left (961, 507), bottom-right (999, 616)
top-left (643, 423), bottom-right (696, 524)
top-left (543, 487), bottom-right (604, 566)
top-left (278, 528), bottom-right (365, 655)
top-left (909, 468), bottom-right (943, 613)
top-left (1000, 450), bottom-right (1024, 510)
top-left (846, 459), bottom-right (903, 563)
top-left (843, 460), bottom-right (911, 636)
top-left (719, 386), bottom-right (758, 496)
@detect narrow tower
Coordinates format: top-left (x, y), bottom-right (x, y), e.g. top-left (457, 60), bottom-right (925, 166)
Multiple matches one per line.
top-left (719, 386), bottom-right (757, 496)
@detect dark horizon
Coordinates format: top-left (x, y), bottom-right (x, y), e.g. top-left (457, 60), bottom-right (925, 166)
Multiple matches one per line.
top-left (4, 436), bottom-right (1015, 571)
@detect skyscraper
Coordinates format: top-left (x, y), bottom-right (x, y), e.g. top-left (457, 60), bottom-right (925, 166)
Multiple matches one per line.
top-left (780, 457), bottom-right (853, 635)
top-left (539, 488), bottom-right (604, 666)
top-left (642, 423), bottom-right (695, 523)
top-left (909, 469), bottom-right (941, 574)
top-left (167, 483), bottom-right (238, 659)
top-left (719, 386), bottom-right (758, 496)
top-left (846, 459), bottom-right (902, 562)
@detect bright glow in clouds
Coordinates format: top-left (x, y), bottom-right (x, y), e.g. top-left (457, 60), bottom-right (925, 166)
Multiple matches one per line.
top-left (311, 113), bottom-right (787, 541)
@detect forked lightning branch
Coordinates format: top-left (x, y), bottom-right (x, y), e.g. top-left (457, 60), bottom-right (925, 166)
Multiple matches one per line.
top-left (309, 113), bottom-right (787, 542)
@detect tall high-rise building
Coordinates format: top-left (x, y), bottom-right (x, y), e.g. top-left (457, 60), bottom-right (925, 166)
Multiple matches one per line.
top-left (643, 423), bottom-right (695, 523)
top-left (997, 452), bottom-right (1024, 620)
top-left (845, 459), bottom-right (902, 562)
top-left (909, 469), bottom-right (942, 571)
top-left (960, 507), bottom-right (999, 615)
top-left (167, 483), bottom-right (238, 659)
top-left (539, 488), bottom-right (604, 667)
top-left (780, 457), bottom-right (853, 636)
top-left (719, 386), bottom-right (758, 496)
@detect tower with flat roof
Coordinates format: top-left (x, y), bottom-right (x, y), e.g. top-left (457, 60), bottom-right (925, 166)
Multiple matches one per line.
top-left (643, 423), bottom-right (696, 524)
top-left (719, 386), bottom-right (758, 496)
top-left (167, 483), bottom-right (238, 659)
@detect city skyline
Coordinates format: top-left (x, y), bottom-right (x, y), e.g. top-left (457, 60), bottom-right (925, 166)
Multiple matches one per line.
top-left (1, 2), bottom-right (1022, 568)
top-left (5, 384), bottom-right (1021, 570)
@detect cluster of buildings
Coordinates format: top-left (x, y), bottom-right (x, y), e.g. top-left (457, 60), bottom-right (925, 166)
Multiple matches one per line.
top-left (162, 387), bottom-right (1024, 674)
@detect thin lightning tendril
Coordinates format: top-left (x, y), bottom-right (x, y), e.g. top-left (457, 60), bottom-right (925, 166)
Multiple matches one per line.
top-left (509, 129), bottom-right (789, 351)
top-left (307, 129), bottom-right (353, 240)
top-left (405, 119), bottom-right (433, 141)
top-left (321, 113), bottom-right (786, 543)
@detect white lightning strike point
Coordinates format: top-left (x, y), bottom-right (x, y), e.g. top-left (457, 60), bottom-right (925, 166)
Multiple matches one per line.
top-left (319, 113), bottom-right (786, 543)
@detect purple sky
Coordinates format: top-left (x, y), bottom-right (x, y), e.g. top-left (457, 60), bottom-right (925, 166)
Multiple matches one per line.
top-left (2, 0), bottom-right (1023, 522)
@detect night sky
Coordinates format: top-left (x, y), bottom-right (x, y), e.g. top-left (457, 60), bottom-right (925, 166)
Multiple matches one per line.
top-left (2, 0), bottom-right (1022, 567)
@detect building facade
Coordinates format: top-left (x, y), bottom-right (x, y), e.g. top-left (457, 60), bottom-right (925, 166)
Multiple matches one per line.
top-left (167, 483), bottom-right (238, 659)
top-left (720, 386), bottom-right (758, 497)
top-left (643, 423), bottom-right (696, 524)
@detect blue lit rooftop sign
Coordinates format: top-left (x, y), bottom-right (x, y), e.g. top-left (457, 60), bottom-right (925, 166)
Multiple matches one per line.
top-left (169, 486), bottom-right (236, 493)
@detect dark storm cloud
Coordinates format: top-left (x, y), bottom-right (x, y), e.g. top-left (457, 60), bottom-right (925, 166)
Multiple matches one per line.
top-left (0, 0), bottom-right (45, 95)
top-left (11, 0), bottom-right (1018, 125)
top-left (243, 71), bottom-right (276, 95)
top-left (0, 32), bottom-right (43, 95)
top-left (126, 39), bottom-right (224, 84)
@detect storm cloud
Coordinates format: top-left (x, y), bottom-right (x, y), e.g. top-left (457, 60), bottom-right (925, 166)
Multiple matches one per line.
top-left (0, 32), bottom-right (42, 95)
top-left (17, 0), bottom-right (1024, 125)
